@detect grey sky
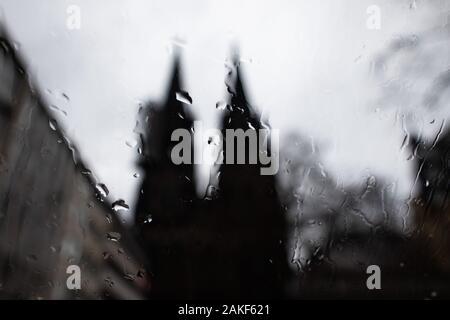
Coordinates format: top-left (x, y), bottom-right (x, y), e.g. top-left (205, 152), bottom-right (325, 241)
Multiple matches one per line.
top-left (1, 0), bottom-right (449, 222)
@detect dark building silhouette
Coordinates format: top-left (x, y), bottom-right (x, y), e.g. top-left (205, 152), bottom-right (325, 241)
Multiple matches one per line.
top-left (135, 55), bottom-right (196, 225)
top-left (134, 53), bottom-right (289, 298)
top-left (212, 55), bottom-right (289, 298)
top-left (134, 55), bottom-right (197, 298)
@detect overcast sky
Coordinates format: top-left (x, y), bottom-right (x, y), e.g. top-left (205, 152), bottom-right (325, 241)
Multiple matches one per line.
top-left (1, 0), bottom-right (449, 222)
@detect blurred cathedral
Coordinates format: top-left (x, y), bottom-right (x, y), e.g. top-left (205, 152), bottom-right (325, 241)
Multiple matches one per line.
top-left (134, 53), bottom-right (289, 299)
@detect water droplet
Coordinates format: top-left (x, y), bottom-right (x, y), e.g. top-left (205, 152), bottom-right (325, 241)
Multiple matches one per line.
top-left (216, 101), bottom-right (228, 110)
top-left (95, 183), bottom-right (109, 198)
top-left (175, 91), bottom-right (192, 105)
top-left (137, 268), bottom-right (146, 278)
top-left (81, 168), bottom-right (92, 176)
top-left (126, 139), bottom-right (137, 148)
top-left (106, 232), bottom-right (121, 242)
top-left (50, 105), bottom-right (67, 116)
top-left (124, 274), bottom-right (136, 281)
top-left (143, 214), bottom-right (153, 224)
top-left (112, 199), bottom-right (129, 212)
top-left (49, 119), bottom-right (57, 131)
top-left (177, 112), bottom-right (185, 119)
top-left (205, 185), bottom-right (219, 200)
top-left (104, 277), bottom-right (114, 287)
top-left (235, 106), bottom-right (245, 114)
top-left (26, 254), bottom-right (38, 262)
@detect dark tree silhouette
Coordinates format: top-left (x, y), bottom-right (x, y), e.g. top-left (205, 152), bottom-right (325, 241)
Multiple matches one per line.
top-left (372, 24), bottom-right (450, 274)
top-left (412, 127), bottom-right (450, 271)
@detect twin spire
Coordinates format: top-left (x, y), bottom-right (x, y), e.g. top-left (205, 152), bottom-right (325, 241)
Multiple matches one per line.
top-left (162, 51), bottom-right (262, 134)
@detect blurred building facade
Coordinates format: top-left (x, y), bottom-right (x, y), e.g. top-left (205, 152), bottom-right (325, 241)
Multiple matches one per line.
top-left (0, 26), bottom-right (149, 299)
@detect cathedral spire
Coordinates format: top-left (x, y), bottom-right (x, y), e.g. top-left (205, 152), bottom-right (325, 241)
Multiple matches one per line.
top-left (222, 51), bottom-right (261, 132)
top-left (135, 54), bottom-right (195, 225)
top-left (139, 54), bottom-right (194, 165)
top-left (165, 53), bottom-right (182, 104)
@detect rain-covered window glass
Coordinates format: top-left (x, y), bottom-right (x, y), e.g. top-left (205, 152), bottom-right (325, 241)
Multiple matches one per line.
top-left (0, 0), bottom-right (449, 301)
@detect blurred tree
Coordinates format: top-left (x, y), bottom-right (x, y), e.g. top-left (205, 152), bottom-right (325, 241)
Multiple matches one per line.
top-left (373, 22), bottom-right (450, 273)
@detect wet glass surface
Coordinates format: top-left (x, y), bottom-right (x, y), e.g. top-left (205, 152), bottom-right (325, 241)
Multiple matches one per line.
top-left (0, 0), bottom-right (449, 299)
